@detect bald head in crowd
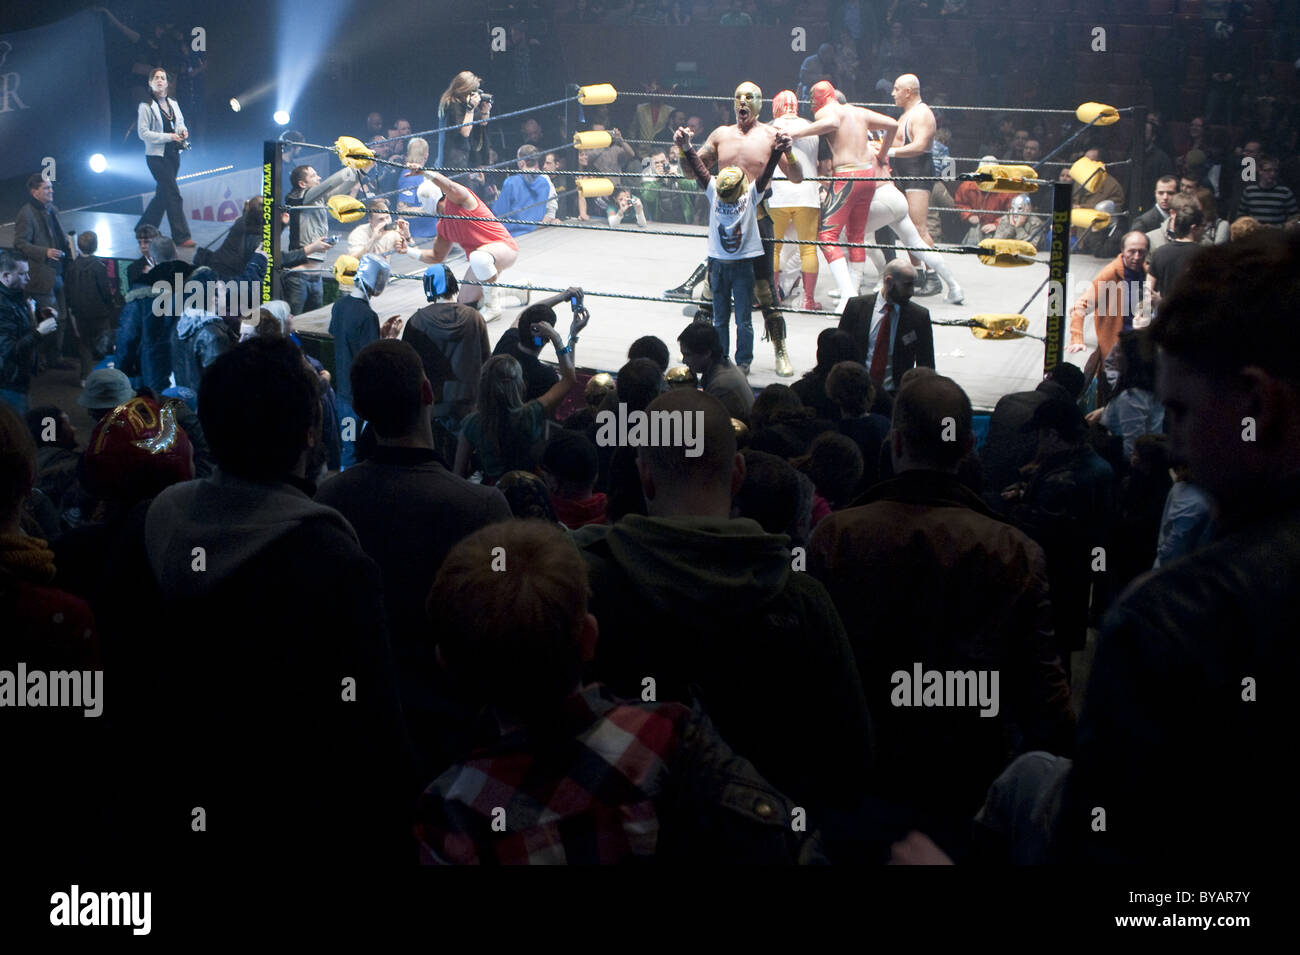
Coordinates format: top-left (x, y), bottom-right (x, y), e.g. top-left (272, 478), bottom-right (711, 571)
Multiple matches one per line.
top-left (882, 258), bottom-right (918, 303)
top-left (890, 373), bottom-right (974, 473)
top-left (636, 389), bottom-right (743, 519)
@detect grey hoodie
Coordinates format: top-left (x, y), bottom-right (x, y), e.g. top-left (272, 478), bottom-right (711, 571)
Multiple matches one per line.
top-left (144, 470), bottom-right (360, 599)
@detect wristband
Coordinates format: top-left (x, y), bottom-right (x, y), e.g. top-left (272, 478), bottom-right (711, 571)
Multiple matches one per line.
top-left (556, 344), bottom-right (572, 356)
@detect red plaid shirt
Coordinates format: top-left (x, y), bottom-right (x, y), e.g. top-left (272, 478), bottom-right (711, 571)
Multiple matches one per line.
top-left (415, 685), bottom-right (692, 864)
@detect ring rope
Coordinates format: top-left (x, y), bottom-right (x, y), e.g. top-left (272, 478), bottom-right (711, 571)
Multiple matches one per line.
top-left (615, 139), bottom-right (1120, 168)
top-left (629, 90), bottom-right (1134, 116)
top-left (279, 272), bottom-right (1048, 339)
top-left (350, 152), bottom-right (1058, 186)
top-left (309, 205), bottom-right (1039, 257)
top-left (367, 94), bottom-right (577, 148)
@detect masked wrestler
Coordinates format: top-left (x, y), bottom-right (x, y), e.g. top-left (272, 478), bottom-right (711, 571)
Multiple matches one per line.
top-left (797, 81), bottom-right (899, 311)
top-left (768, 89), bottom-right (825, 311)
top-left (664, 81), bottom-right (802, 376)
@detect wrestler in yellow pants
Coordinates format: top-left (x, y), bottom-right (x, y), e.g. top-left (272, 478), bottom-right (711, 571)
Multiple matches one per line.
top-left (769, 205), bottom-right (822, 311)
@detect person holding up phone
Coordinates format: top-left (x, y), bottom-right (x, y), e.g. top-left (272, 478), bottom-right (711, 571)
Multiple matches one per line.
top-left (455, 318), bottom-right (577, 483)
top-left (489, 289), bottom-right (588, 402)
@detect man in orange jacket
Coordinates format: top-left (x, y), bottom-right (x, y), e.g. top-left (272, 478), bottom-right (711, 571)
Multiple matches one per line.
top-left (1067, 230), bottom-right (1151, 365)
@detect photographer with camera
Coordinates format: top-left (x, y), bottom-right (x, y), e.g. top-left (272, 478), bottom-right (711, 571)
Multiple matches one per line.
top-left (436, 71), bottom-right (495, 203)
top-left (607, 187), bottom-right (648, 228)
top-left (136, 67), bottom-right (193, 247)
top-left (347, 199), bottom-right (412, 259)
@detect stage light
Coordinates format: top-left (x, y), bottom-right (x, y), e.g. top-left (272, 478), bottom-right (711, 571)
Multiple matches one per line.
top-left (230, 98), bottom-right (242, 113)
top-left (273, 110), bottom-right (290, 126)
top-left (89, 154), bottom-right (107, 174)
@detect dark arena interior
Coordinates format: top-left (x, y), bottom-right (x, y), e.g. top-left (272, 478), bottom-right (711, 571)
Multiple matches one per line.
top-left (0, 0), bottom-right (1293, 932)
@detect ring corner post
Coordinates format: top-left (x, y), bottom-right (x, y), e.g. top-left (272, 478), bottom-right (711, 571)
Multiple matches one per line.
top-left (1045, 180), bottom-right (1071, 377)
top-left (263, 140), bottom-right (280, 304)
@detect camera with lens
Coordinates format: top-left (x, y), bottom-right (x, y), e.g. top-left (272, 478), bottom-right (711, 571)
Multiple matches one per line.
top-left (479, 92), bottom-right (494, 105)
top-left (179, 138), bottom-right (192, 151)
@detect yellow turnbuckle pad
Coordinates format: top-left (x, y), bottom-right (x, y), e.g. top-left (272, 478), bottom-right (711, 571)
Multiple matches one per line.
top-left (977, 238), bottom-right (1039, 267)
top-left (969, 313), bottom-right (1032, 339)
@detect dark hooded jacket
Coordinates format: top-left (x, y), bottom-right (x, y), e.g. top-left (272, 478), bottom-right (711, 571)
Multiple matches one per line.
top-left (579, 515), bottom-right (873, 819)
top-left (101, 470), bottom-right (417, 865)
top-left (0, 281), bottom-right (41, 392)
top-left (114, 259), bottom-right (195, 393)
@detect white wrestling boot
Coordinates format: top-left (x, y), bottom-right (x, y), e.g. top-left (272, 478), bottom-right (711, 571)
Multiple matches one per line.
top-left (477, 285), bottom-right (503, 322)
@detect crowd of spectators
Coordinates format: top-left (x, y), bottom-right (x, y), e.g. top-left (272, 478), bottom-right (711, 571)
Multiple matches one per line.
top-left (3, 0), bottom-right (1299, 871)
top-left (6, 224), bottom-right (1298, 865)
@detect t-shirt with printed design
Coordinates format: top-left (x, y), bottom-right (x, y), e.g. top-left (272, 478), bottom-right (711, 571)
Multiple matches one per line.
top-left (705, 182), bottom-right (764, 261)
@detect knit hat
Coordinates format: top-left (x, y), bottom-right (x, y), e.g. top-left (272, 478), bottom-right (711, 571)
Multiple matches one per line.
top-left (78, 368), bottom-right (135, 410)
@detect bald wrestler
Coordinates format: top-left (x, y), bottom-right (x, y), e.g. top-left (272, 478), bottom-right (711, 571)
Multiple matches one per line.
top-left (798, 81), bottom-right (898, 312)
top-left (889, 74), bottom-right (943, 296)
top-left (768, 89), bottom-right (825, 311)
top-left (669, 81), bottom-right (803, 376)
top-left (408, 166), bottom-right (521, 322)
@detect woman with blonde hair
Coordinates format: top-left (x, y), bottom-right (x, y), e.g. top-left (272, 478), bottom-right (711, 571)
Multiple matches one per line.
top-left (437, 71), bottom-right (493, 202)
top-left (455, 318), bottom-right (575, 482)
top-left (397, 137), bottom-right (438, 239)
top-left (1229, 215), bottom-right (1262, 241)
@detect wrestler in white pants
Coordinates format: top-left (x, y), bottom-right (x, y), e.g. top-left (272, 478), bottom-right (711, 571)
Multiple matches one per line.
top-left (825, 183), bottom-right (965, 308)
top-left (459, 243), bottom-right (520, 317)
top-left (860, 183), bottom-right (964, 305)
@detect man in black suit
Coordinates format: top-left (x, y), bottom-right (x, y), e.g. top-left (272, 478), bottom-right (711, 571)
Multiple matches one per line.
top-left (838, 259), bottom-right (935, 415)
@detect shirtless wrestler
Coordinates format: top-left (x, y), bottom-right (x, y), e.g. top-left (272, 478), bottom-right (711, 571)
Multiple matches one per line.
top-left (665, 81), bottom-right (803, 376)
top-left (797, 80), bottom-right (898, 312)
top-left (856, 137), bottom-right (966, 304)
top-left (889, 74), bottom-right (944, 296)
top-left (768, 89), bottom-right (825, 311)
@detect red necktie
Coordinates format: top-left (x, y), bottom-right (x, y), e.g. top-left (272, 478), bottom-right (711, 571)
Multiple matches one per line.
top-left (870, 304), bottom-right (893, 387)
